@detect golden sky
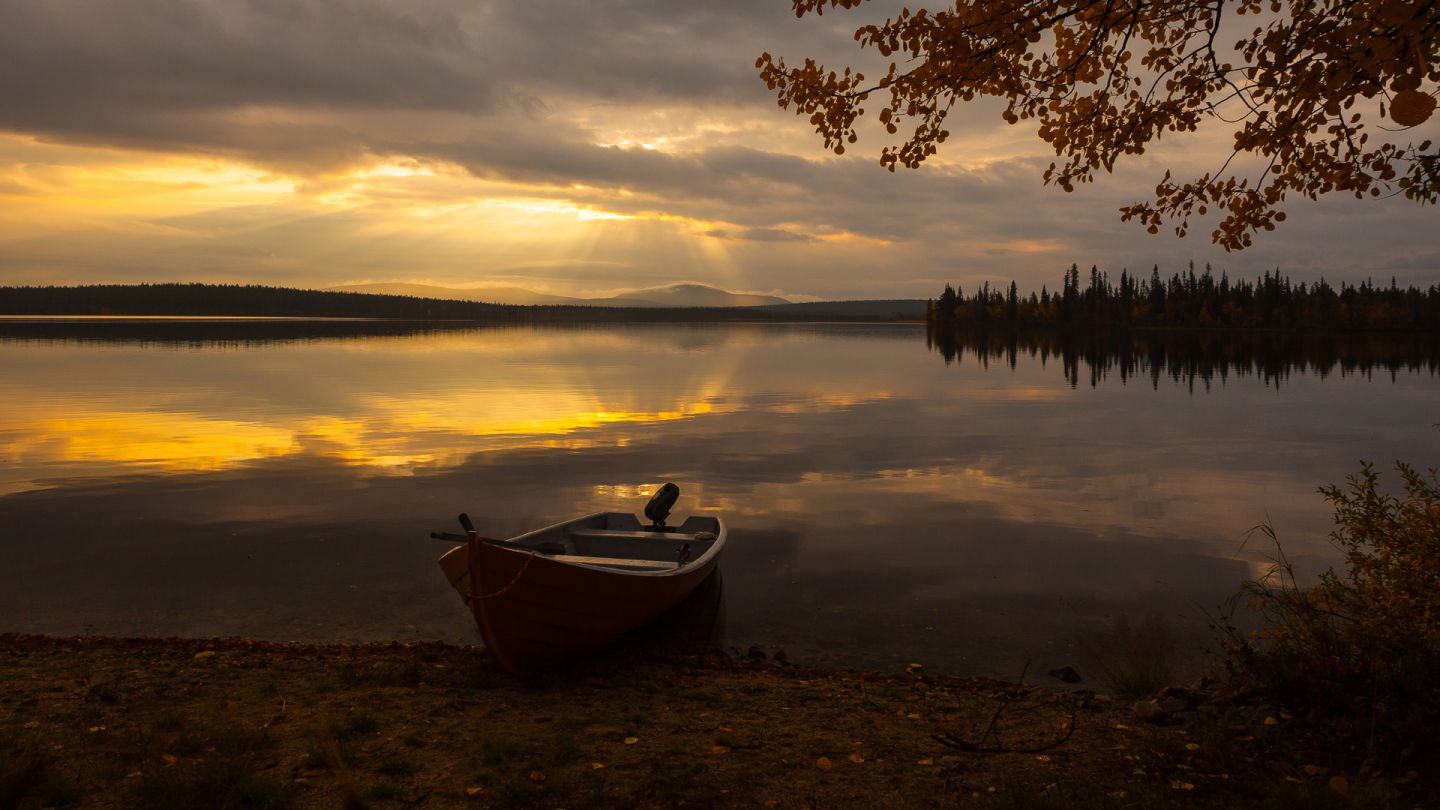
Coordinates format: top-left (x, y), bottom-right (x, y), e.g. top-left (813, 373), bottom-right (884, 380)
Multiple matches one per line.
top-left (1, 0), bottom-right (1436, 300)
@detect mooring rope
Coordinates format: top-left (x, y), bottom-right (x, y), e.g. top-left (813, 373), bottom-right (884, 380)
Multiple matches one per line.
top-left (472, 551), bottom-right (536, 601)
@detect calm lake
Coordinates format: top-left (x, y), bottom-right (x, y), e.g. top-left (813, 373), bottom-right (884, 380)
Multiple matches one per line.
top-left (3, 319), bottom-right (1438, 679)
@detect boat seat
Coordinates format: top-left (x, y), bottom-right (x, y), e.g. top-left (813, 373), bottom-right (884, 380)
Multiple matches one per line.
top-left (565, 528), bottom-right (680, 542)
top-left (544, 553), bottom-right (679, 571)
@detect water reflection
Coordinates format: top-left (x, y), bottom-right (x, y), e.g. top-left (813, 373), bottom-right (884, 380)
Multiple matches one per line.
top-left (928, 326), bottom-right (1440, 389)
top-left (2, 322), bottom-right (1438, 678)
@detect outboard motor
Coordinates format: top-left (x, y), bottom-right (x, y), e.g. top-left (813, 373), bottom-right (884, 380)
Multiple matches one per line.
top-left (644, 482), bottom-right (680, 529)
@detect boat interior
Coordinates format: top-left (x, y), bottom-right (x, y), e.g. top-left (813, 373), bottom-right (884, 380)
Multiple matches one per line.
top-left (499, 512), bottom-right (722, 572)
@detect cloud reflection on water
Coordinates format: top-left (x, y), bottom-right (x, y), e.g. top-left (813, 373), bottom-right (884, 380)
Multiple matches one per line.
top-left (2, 323), bottom-right (1437, 677)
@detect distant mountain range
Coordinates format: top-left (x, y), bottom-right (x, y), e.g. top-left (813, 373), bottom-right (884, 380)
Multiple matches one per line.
top-left (326, 282), bottom-right (792, 308)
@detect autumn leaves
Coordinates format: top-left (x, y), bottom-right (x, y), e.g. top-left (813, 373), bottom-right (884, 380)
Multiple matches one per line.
top-left (758, 0), bottom-right (1439, 251)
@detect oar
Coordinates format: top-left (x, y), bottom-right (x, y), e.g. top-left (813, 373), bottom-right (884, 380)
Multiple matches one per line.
top-left (430, 513), bottom-right (500, 543)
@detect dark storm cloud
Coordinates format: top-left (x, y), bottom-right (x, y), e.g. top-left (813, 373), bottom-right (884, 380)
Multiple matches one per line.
top-left (0, 0), bottom-right (809, 160)
top-left (0, 1), bottom-right (492, 116)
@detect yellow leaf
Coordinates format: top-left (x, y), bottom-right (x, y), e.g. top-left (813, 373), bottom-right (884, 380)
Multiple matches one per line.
top-left (917, 758), bottom-right (934, 766)
top-left (623, 737), bottom-right (638, 745)
top-left (465, 786), bottom-right (482, 796)
top-left (711, 746), bottom-right (730, 755)
top-left (847, 753), bottom-right (865, 763)
top-left (1184, 743), bottom-right (1201, 752)
top-left (1034, 754), bottom-right (1052, 762)
top-left (193, 651), bottom-right (216, 661)
top-left (591, 762), bottom-right (605, 771)
top-left (815, 756), bottom-right (834, 771)
top-left (1263, 716), bottom-right (1278, 725)
top-left (1169, 780), bottom-right (1195, 791)
top-left (528, 771), bottom-right (545, 783)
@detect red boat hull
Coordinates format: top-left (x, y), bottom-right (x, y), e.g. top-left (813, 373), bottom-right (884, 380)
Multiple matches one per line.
top-left (454, 539), bottom-right (721, 673)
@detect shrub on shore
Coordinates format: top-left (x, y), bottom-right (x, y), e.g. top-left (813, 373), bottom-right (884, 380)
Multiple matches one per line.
top-left (1222, 461), bottom-right (1440, 768)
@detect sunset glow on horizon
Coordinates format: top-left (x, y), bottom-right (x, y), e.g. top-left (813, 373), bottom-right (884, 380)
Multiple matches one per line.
top-left (2, 1), bottom-right (1436, 300)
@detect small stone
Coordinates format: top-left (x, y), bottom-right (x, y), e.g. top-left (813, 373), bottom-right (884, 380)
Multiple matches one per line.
top-left (1133, 699), bottom-right (1178, 725)
top-left (1047, 666), bottom-right (1083, 684)
top-left (1157, 696), bottom-right (1188, 715)
top-left (1159, 686), bottom-right (1211, 707)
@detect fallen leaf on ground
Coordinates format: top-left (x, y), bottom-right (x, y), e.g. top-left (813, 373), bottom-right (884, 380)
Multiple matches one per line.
top-left (1328, 776), bottom-right (1349, 796)
top-left (815, 757), bottom-right (834, 771)
top-left (465, 786), bottom-right (482, 796)
top-left (1302, 764), bottom-right (1325, 776)
top-left (1184, 743), bottom-right (1201, 752)
top-left (847, 753), bottom-right (865, 763)
top-left (590, 763), bottom-right (605, 771)
top-left (193, 651), bottom-right (216, 661)
top-left (623, 737), bottom-right (638, 745)
top-left (711, 746), bottom-right (730, 755)
top-left (528, 771), bottom-right (545, 783)
top-left (917, 758), bottom-right (934, 766)
top-left (1170, 780), bottom-right (1195, 791)
top-left (161, 754), bottom-right (177, 766)
top-left (1263, 716), bottom-right (1278, 726)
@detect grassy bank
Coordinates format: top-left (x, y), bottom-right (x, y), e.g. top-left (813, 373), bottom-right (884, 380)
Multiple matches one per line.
top-left (3, 634), bottom-right (1428, 808)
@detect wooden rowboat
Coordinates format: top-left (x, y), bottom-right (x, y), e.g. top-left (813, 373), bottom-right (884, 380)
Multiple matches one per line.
top-left (435, 483), bottom-right (725, 673)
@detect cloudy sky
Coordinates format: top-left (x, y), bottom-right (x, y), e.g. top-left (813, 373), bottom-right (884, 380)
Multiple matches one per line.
top-left (1, 0), bottom-right (1436, 300)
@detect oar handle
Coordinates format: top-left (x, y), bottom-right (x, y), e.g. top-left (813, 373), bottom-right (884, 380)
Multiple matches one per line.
top-left (458, 513), bottom-right (476, 534)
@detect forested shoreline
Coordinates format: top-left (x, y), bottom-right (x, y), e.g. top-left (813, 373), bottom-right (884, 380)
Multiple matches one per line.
top-left (0, 283), bottom-right (921, 322)
top-left (927, 265), bottom-right (1440, 332)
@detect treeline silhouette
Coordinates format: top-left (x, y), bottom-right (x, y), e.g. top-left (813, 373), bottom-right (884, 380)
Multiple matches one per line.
top-left (0, 318), bottom-right (483, 348)
top-left (928, 328), bottom-right (1440, 390)
top-left (0, 284), bottom-right (918, 323)
top-left (927, 264), bottom-right (1440, 331)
